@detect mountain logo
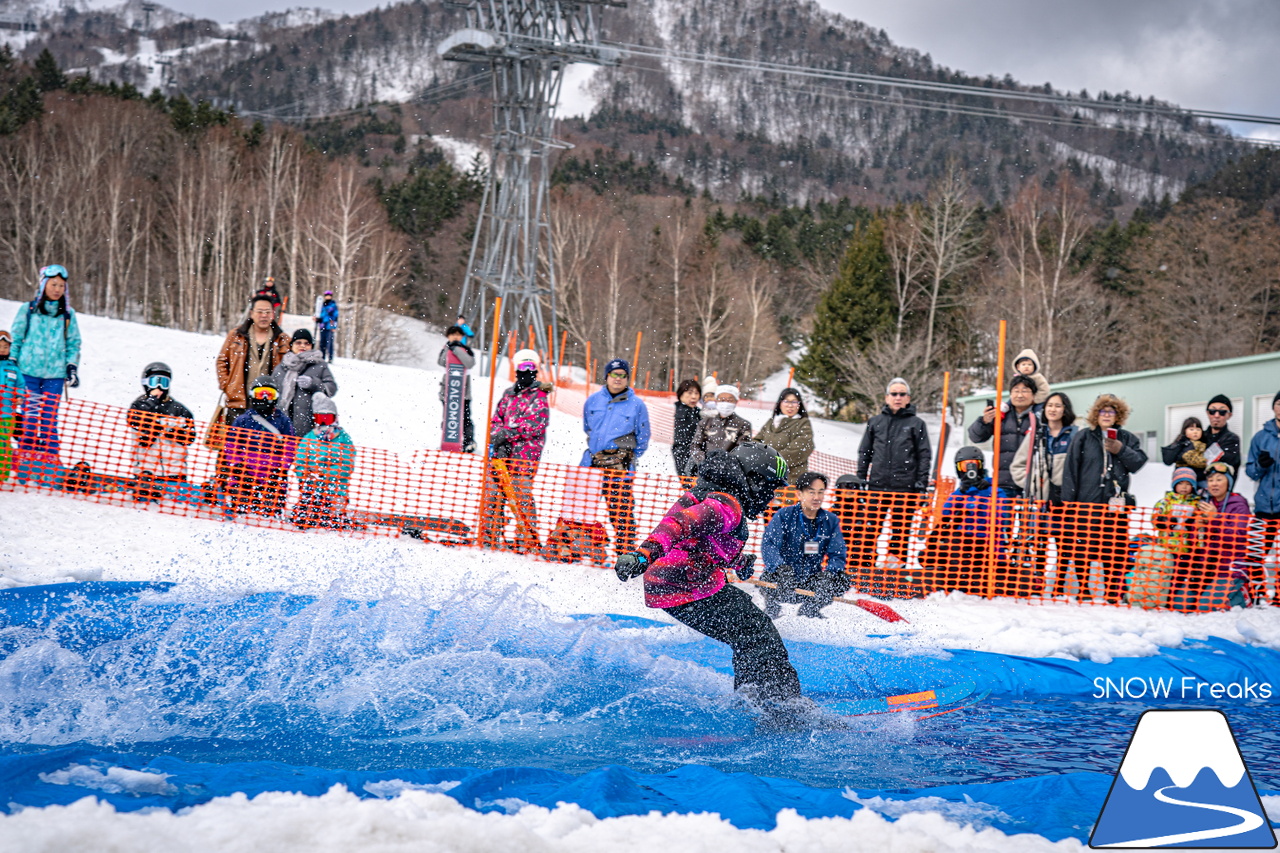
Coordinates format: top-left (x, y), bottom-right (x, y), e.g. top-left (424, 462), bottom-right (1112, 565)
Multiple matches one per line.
top-left (1091, 709), bottom-right (1276, 848)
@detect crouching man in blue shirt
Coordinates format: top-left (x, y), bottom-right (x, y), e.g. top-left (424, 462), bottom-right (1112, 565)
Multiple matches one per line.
top-left (759, 472), bottom-right (849, 619)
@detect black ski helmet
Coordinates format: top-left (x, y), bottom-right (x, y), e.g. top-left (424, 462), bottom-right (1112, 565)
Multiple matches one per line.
top-left (955, 446), bottom-right (986, 484)
top-left (141, 362), bottom-right (172, 394)
top-left (249, 375), bottom-right (279, 414)
top-left (731, 442), bottom-right (789, 518)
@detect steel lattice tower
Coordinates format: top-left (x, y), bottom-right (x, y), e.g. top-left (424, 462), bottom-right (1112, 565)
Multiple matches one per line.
top-left (439, 0), bottom-right (620, 363)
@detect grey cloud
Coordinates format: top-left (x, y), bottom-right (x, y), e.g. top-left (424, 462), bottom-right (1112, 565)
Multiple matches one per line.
top-left (821, 0), bottom-right (1280, 135)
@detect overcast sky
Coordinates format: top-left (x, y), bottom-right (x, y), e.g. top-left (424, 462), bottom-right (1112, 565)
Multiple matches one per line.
top-left (822, 0), bottom-right (1280, 141)
top-left (168, 0), bottom-right (1280, 141)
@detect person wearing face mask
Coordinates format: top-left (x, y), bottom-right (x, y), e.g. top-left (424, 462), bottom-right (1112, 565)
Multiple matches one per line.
top-left (615, 442), bottom-right (804, 709)
top-left (1061, 393), bottom-right (1147, 604)
top-left (224, 376), bottom-right (297, 516)
top-left (918, 447), bottom-right (1019, 596)
top-left (481, 349), bottom-right (551, 552)
top-left (126, 362), bottom-right (197, 503)
top-left (684, 384), bottom-right (753, 476)
top-left (291, 393), bottom-right (361, 530)
top-left (700, 376), bottom-right (718, 419)
top-left (10, 264), bottom-right (81, 460)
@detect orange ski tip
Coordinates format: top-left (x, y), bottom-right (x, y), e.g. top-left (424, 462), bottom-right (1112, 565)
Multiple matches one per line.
top-left (887, 690), bottom-right (938, 707)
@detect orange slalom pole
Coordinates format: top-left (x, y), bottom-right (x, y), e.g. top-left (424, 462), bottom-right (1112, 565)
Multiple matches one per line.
top-left (986, 321), bottom-right (1007, 598)
top-left (644, 369), bottom-right (651, 390)
top-left (556, 330), bottom-right (568, 385)
top-left (931, 371), bottom-right (951, 531)
top-left (506, 330), bottom-right (517, 382)
top-left (633, 330), bottom-right (643, 373)
top-left (584, 341), bottom-right (592, 393)
top-left (787, 366), bottom-right (795, 389)
top-left (482, 297), bottom-right (504, 457)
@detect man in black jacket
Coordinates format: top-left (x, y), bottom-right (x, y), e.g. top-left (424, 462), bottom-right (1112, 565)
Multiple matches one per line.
top-left (1203, 394), bottom-right (1241, 472)
top-left (856, 378), bottom-right (932, 570)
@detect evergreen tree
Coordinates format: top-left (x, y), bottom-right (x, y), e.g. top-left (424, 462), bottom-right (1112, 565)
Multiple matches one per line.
top-left (796, 216), bottom-right (895, 415)
top-left (33, 49), bottom-right (64, 92)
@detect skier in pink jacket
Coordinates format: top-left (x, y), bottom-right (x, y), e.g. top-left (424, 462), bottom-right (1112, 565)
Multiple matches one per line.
top-left (615, 442), bottom-right (802, 704)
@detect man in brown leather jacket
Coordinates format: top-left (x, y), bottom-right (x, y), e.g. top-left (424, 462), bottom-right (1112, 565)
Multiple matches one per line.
top-left (216, 296), bottom-right (292, 423)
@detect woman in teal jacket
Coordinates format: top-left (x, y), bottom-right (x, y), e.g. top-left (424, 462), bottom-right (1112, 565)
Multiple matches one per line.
top-left (10, 265), bottom-right (81, 456)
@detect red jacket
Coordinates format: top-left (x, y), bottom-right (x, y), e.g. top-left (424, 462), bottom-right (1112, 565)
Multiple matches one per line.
top-left (640, 491), bottom-right (746, 609)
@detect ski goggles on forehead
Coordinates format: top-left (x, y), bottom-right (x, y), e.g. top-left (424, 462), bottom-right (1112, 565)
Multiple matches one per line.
top-left (251, 386), bottom-right (279, 402)
top-left (40, 264), bottom-right (68, 280)
top-left (312, 413), bottom-right (336, 426)
top-left (1206, 461), bottom-right (1235, 477)
top-left (144, 375), bottom-right (171, 390)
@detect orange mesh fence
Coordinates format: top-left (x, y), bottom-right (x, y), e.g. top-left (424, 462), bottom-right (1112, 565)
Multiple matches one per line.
top-left (4, 390), bottom-right (1272, 612)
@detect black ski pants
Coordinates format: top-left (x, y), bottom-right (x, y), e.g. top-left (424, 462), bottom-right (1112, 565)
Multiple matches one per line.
top-left (665, 584), bottom-right (802, 700)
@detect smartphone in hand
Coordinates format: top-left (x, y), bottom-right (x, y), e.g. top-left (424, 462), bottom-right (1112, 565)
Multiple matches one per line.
top-left (1105, 428), bottom-right (1118, 441)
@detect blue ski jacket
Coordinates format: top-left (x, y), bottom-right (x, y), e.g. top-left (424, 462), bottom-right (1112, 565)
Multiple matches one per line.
top-left (0, 356), bottom-right (21, 418)
top-left (761, 504), bottom-right (847, 583)
top-left (318, 300), bottom-right (339, 330)
top-left (10, 300), bottom-right (81, 380)
top-left (1246, 419), bottom-right (1280, 515)
top-left (580, 386), bottom-right (650, 468)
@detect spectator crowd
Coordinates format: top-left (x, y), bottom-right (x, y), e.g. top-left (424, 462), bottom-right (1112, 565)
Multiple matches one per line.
top-left (4, 264), bottom-right (1278, 614)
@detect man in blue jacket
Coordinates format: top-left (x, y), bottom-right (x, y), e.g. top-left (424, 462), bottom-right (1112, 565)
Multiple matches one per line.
top-left (1246, 390), bottom-right (1280, 596)
top-left (582, 358), bottom-right (650, 556)
top-left (759, 472), bottom-right (848, 618)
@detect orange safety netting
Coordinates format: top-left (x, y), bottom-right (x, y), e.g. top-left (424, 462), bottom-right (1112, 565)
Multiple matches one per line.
top-left (4, 390), bottom-right (1272, 613)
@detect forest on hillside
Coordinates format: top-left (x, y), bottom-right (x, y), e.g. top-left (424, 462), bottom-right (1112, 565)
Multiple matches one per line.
top-left (2, 47), bottom-right (1278, 415)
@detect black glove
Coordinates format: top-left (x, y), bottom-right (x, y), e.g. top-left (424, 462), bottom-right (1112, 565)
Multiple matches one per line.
top-left (1260, 450), bottom-right (1274, 470)
top-left (490, 428), bottom-right (511, 447)
top-left (66, 364), bottom-right (79, 388)
top-left (614, 551), bottom-right (649, 582)
top-left (732, 553), bottom-right (756, 581)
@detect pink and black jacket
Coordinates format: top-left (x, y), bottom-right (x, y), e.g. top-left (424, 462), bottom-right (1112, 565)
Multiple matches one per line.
top-left (638, 490), bottom-right (748, 609)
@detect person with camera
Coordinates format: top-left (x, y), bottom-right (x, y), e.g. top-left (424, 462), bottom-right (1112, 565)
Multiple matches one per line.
top-left (480, 349), bottom-right (550, 552)
top-left (581, 358), bottom-right (650, 557)
top-left (1245, 390), bottom-right (1280, 600)
top-left (758, 472), bottom-right (848, 619)
top-left (1060, 394), bottom-right (1147, 604)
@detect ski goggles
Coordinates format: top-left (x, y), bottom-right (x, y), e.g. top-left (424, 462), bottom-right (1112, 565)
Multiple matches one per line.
top-left (516, 360), bottom-right (538, 372)
top-left (144, 375), bottom-right (171, 390)
top-left (40, 264), bottom-right (68, 280)
top-left (1205, 461), bottom-right (1235, 478)
top-left (313, 413), bottom-right (336, 426)
top-left (957, 459), bottom-right (982, 476)
top-left (251, 386), bottom-right (280, 402)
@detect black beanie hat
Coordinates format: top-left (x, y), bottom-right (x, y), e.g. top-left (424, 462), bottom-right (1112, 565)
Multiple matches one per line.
top-left (1207, 394), bottom-right (1232, 413)
top-left (292, 329), bottom-right (314, 345)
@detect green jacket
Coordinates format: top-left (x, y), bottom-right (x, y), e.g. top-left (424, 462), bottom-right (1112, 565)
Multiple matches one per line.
top-left (11, 300), bottom-right (81, 380)
top-left (295, 427), bottom-right (356, 499)
top-left (755, 415), bottom-right (815, 485)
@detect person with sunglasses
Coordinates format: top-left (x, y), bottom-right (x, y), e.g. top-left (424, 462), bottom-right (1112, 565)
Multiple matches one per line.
top-left (858, 378), bottom-right (932, 574)
top-left (223, 376), bottom-right (297, 516)
top-left (126, 362), bottom-right (197, 503)
top-left (1201, 395), bottom-right (1241, 474)
top-left (215, 295), bottom-right (292, 425)
top-left (9, 264), bottom-right (81, 460)
top-left (582, 358), bottom-right (651, 558)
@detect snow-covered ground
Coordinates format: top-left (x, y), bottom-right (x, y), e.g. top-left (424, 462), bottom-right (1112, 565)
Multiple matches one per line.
top-left (2, 301), bottom-right (1278, 852)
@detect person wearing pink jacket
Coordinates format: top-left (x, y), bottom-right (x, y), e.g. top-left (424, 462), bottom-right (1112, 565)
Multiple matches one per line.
top-left (614, 443), bottom-right (802, 705)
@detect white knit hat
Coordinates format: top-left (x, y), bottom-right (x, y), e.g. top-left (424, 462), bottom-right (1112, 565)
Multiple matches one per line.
top-left (512, 349), bottom-right (541, 368)
top-left (716, 384), bottom-right (740, 400)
